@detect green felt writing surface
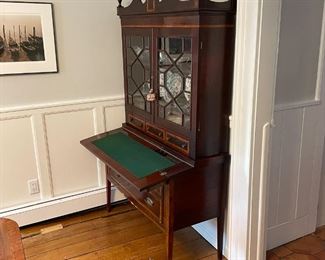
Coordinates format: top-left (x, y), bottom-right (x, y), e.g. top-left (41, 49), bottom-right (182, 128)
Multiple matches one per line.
top-left (92, 132), bottom-right (175, 179)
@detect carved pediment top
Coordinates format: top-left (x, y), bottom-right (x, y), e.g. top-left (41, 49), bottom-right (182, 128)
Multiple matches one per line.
top-left (117, 0), bottom-right (236, 16)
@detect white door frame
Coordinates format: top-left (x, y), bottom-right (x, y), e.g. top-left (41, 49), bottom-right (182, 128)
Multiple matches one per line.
top-left (227, 0), bottom-right (281, 259)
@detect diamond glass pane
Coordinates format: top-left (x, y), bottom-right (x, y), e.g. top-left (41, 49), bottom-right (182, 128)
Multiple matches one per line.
top-left (127, 48), bottom-right (136, 65)
top-left (159, 86), bottom-right (172, 106)
top-left (139, 50), bottom-right (150, 69)
top-left (132, 60), bottom-right (145, 87)
top-left (128, 78), bottom-right (137, 95)
top-left (165, 102), bottom-right (182, 126)
top-left (140, 82), bottom-right (150, 96)
top-left (177, 55), bottom-right (192, 77)
top-left (160, 73), bottom-right (164, 86)
top-left (176, 93), bottom-right (190, 115)
top-left (131, 36), bottom-right (143, 55)
top-left (166, 68), bottom-right (183, 98)
top-left (133, 90), bottom-right (145, 110)
top-left (159, 51), bottom-right (172, 67)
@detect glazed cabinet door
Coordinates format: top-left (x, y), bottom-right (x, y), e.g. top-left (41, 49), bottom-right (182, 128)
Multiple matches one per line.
top-left (155, 29), bottom-right (198, 136)
top-left (154, 29), bottom-right (199, 156)
top-left (123, 29), bottom-right (153, 129)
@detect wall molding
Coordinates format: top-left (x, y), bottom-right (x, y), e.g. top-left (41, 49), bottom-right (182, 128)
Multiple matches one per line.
top-left (0, 95), bottom-right (124, 114)
top-left (275, 100), bottom-right (321, 112)
top-left (0, 96), bottom-right (126, 225)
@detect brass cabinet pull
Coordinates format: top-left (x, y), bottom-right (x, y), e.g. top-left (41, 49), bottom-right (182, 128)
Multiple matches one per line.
top-left (145, 196), bottom-right (154, 207)
top-left (146, 89), bottom-right (156, 102)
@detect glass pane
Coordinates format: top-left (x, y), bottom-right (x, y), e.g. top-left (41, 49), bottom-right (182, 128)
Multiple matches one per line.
top-left (165, 102), bottom-right (182, 126)
top-left (132, 60), bottom-right (145, 87)
top-left (131, 36), bottom-right (143, 55)
top-left (133, 90), bottom-right (145, 110)
top-left (176, 93), bottom-right (190, 115)
top-left (166, 67), bottom-right (183, 98)
top-left (146, 101), bottom-right (151, 113)
top-left (140, 82), bottom-right (150, 96)
top-left (126, 35), bottom-right (151, 112)
top-left (159, 51), bottom-right (172, 67)
top-left (177, 55), bottom-right (192, 77)
top-left (127, 48), bottom-right (136, 65)
top-left (160, 72), bottom-right (164, 86)
top-left (184, 114), bottom-right (190, 129)
top-left (158, 37), bottom-right (192, 128)
top-left (169, 38), bottom-right (183, 55)
top-left (144, 37), bottom-right (150, 49)
top-left (159, 86), bottom-right (172, 105)
top-left (128, 78), bottom-right (137, 95)
top-left (139, 50), bottom-right (150, 69)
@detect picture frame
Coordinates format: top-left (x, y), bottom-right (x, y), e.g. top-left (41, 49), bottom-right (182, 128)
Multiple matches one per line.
top-left (0, 1), bottom-right (58, 75)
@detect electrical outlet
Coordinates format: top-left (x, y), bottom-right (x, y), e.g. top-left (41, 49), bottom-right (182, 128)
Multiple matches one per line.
top-left (28, 179), bottom-right (40, 194)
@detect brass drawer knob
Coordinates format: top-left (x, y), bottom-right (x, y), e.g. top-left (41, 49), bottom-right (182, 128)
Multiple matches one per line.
top-left (145, 197), bottom-right (154, 207)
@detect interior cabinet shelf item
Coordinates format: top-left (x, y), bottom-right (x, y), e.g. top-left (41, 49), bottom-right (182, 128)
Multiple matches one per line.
top-left (81, 0), bottom-right (236, 259)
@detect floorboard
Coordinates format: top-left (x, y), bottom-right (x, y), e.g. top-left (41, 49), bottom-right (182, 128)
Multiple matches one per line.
top-left (21, 202), bottom-right (221, 260)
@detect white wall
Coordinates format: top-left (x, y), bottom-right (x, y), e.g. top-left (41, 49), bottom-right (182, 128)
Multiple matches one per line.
top-left (0, 0), bottom-right (126, 225)
top-left (275, 0), bottom-right (324, 105)
top-left (0, 0), bottom-right (124, 108)
top-left (318, 142), bottom-right (325, 227)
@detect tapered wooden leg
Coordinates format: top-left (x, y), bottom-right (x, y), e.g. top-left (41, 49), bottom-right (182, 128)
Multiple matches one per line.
top-left (166, 228), bottom-right (174, 260)
top-left (218, 155), bottom-right (231, 260)
top-left (165, 181), bottom-right (174, 260)
top-left (105, 165), bottom-right (111, 212)
top-left (217, 214), bottom-right (225, 260)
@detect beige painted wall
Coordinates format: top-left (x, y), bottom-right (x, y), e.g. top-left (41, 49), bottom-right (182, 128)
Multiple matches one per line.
top-left (0, 1), bottom-right (126, 218)
top-left (0, 0), bottom-right (124, 108)
top-left (318, 141), bottom-right (325, 227)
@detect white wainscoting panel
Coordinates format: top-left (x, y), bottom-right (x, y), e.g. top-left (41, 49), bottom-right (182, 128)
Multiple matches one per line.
top-left (267, 105), bottom-right (324, 249)
top-left (276, 109), bottom-right (303, 224)
top-left (105, 102), bottom-right (126, 131)
top-left (45, 109), bottom-right (99, 196)
top-left (0, 116), bottom-right (40, 208)
top-left (0, 96), bottom-right (125, 226)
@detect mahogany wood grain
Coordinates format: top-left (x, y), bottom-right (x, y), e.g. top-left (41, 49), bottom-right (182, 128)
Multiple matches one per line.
top-left (0, 218), bottom-right (25, 260)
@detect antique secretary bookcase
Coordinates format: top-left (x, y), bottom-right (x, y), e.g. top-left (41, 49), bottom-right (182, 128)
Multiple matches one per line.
top-left (81, 0), bottom-right (236, 258)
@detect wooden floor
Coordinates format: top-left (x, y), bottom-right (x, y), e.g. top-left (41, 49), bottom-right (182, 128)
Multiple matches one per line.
top-left (267, 226), bottom-right (325, 260)
top-left (20, 202), bottom-right (221, 260)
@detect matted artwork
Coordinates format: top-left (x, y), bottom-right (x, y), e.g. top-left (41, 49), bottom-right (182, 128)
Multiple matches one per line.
top-left (0, 2), bottom-right (57, 75)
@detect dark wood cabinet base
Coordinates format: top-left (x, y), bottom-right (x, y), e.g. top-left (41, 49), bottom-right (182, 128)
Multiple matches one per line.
top-left (100, 132), bottom-right (230, 259)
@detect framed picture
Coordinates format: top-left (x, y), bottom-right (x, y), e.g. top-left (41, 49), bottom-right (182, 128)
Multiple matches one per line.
top-left (0, 1), bottom-right (57, 75)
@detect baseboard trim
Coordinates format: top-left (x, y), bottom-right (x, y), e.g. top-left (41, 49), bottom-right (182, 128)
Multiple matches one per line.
top-left (0, 187), bottom-right (125, 227)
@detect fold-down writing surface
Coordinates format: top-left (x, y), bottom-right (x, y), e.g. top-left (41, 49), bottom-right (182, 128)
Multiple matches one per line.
top-left (92, 132), bottom-right (175, 179)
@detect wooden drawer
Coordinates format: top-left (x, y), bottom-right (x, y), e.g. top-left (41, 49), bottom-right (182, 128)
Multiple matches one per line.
top-left (107, 169), bottom-right (164, 224)
top-left (146, 123), bottom-right (165, 141)
top-left (166, 132), bottom-right (189, 155)
top-left (128, 114), bottom-right (145, 131)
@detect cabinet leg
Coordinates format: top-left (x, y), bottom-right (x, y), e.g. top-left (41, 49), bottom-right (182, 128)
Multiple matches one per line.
top-left (217, 215), bottom-right (224, 260)
top-left (105, 165), bottom-right (111, 212)
top-left (217, 156), bottom-right (230, 259)
top-left (166, 229), bottom-right (174, 260)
